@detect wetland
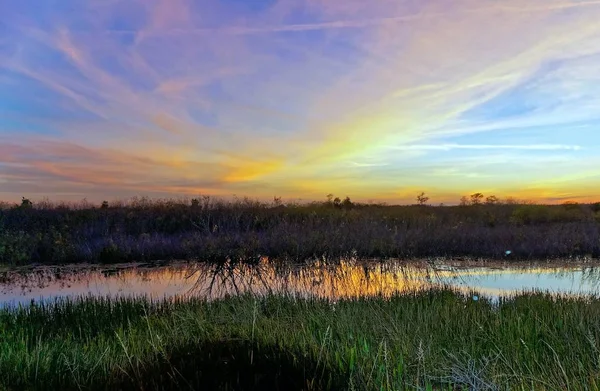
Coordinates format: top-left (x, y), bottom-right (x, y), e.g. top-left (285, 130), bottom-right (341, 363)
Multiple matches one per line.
top-left (2, 199), bottom-right (600, 389)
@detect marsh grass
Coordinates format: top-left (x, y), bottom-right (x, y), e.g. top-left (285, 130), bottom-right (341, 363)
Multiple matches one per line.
top-left (1, 290), bottom-right (600, 390)
top-left (0, 197), bottom-right (599, 265)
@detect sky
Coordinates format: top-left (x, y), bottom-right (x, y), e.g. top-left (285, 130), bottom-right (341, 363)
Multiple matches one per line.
top-left (1, 0), bottom-right (600, 204)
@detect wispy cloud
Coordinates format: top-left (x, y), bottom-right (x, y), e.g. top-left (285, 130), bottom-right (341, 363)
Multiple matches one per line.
top-left (98, 0), bottom-right (600, 36)
top-left (392, 144), bottom-right (583, 151)
top-left (351, 162), bottom-right (390, 168)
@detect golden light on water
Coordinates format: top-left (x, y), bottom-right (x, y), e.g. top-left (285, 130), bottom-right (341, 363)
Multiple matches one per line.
top-left (1, 260), bottom-right (598, 306)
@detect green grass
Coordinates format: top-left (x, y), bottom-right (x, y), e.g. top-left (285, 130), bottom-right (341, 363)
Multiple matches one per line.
top-left (1, 290), bottom-right (600, 390)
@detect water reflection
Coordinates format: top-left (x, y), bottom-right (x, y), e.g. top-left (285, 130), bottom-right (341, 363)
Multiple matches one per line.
top-left (0, 259), bottom-right (599, 307)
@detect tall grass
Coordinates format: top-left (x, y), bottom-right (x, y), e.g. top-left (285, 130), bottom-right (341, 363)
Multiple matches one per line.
top-left (1, 290), bottom-right (600, 390)
top-left (1, 196), bottom-right (599, 265)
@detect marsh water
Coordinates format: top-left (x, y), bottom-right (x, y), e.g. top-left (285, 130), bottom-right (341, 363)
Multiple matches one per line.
top-left (1, 259), bottom-right (599, 307)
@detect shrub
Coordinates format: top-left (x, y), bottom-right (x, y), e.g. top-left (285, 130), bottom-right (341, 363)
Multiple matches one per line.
top-left (20, 197), bottom-right (33, 209)
top-left (0, 231), bottom-right (33, 264)
top-left (99, 240), bottom-right (123, 263)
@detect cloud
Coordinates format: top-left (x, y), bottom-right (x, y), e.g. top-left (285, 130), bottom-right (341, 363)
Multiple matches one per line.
top-left (94, 0), bottom-right (600, 36)
top-left (351, 162), bottom-right (390, 168)
top-left (0, 139), bottom-right (228, 196)
top-left (391, 144), bottom-right (582, 151)
top-left (1, 0), bottom-right (599, 202)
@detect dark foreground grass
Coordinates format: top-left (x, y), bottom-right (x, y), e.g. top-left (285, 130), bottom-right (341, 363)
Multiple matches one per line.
top-left (2, 290), bottom-right (600, 390)
top-left (1, 197), bottom-right (600, 265)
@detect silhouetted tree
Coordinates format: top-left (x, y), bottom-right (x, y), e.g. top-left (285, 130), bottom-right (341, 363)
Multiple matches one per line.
top-left (485, 195), bottom-right (499, 205)
top-left (326, 194), bottom-right (334, 207)
top-left (416, 192), bottom-right (429, 206)
top-left (20, 197), bottom-right (33, 209)
top-left (333, 197), bottom-right (342, 208)
top-left (470, 193), bottom-right (484, 205)
top-left (459, 196), bottom-right (470, 206)
top-left (101, 201), bottom-right (109, 209)
top-left (342, 196), bottom-right (354, 209)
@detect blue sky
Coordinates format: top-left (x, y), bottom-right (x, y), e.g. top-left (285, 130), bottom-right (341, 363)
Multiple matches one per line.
top-left (1, 0), bottom-right (600, 203)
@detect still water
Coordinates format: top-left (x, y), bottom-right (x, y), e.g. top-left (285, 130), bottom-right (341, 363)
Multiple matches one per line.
top-left (1, 259), bottom-right (599, 307)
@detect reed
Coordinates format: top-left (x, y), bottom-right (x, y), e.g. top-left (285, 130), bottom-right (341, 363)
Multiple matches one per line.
top-left (1, 290), bottom-right (600, 390)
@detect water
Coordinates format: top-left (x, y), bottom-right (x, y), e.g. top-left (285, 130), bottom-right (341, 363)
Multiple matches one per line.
top-left (1, 260), bottom-right (599, 307)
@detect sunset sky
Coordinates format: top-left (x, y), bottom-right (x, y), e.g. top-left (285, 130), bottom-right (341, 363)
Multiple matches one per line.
top-left (1, 0), bottom-right (600, 204)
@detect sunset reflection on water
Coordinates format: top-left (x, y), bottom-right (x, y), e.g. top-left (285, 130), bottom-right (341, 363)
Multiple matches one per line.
top-left (1, 259), bottom-right (599, 306)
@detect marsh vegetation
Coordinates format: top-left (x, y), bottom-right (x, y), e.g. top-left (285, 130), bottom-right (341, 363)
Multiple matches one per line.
top-left (2, 196), bottom-right (600, 389)
top-left (1, 196), bottom-right (599, 265)
top-left (2, 290), bottom-right (600, 390)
